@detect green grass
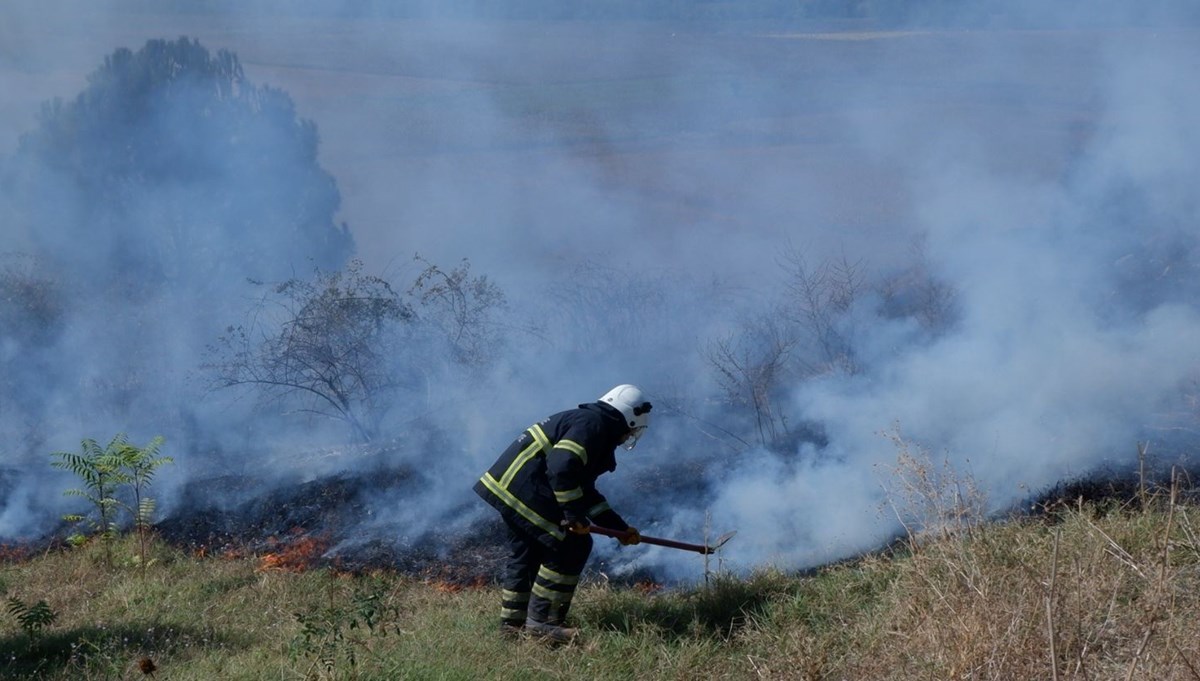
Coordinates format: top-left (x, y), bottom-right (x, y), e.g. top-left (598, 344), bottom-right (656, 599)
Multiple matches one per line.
top-left (3, 491), bottom-right (1200, 680)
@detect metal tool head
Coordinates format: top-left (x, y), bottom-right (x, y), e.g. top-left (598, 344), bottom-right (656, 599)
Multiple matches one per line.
top-left (703, 530), bottom-right (737, 554)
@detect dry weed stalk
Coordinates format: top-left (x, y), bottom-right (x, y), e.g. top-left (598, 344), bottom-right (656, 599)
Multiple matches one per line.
top-left (1048, 529), bottom-right (1060, 681)
top-left (862, 435), bottom-right (1200, 679)
top-left (878, 424), bottom-right (987, 549)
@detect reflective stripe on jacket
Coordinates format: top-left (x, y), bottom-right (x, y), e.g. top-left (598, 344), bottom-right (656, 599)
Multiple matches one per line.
top-left (473, 402), bottom-right (629, 545)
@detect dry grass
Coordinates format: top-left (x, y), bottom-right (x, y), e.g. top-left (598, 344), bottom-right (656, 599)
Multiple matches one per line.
top-left (3, 467), bottom-right (1200, 679)
top-left (740, 434), bottom-right (1200, 681)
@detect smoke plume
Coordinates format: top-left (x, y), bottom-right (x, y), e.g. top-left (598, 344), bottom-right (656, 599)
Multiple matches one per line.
top-left (1, 1), bottom-right (1198, 583)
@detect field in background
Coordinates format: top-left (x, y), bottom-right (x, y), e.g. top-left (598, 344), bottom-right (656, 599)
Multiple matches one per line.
top-left (2, 10), bottom-right (1152, 277)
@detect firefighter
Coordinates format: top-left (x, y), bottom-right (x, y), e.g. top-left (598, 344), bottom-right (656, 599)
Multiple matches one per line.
top-left (473, 384), bottom-right (651, 643)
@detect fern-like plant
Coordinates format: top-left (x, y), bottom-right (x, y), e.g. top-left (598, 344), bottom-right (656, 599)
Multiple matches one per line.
top-left (50, 433), bottom-right (172, 570)
top-left (51, 436), bottom-right (129, 557)
top-left (6, 596), bottom-right (58, 647)
top-left (112, 435), bottom-right (172, 574)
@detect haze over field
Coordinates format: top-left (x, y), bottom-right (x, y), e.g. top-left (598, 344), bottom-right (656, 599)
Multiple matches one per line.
top-left (1, 1), bottom-right (1198, 580)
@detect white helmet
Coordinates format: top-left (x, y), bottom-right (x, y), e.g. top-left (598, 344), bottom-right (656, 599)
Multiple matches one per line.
top-left (599, 384), bottom-right (652, 449)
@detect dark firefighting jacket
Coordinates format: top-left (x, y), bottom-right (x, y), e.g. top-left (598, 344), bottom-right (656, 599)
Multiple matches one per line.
top-left (474, 401), bottom-right (630, 547)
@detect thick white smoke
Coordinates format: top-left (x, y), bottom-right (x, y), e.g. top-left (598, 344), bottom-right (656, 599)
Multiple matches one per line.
top-left (634, 19), bottom-right (1200, 579)
top-left (1, 2), bottom-right (1197, 584)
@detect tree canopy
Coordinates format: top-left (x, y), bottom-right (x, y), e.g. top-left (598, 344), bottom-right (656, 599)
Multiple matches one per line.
top-left (9, 37), bottom-right (353, 295)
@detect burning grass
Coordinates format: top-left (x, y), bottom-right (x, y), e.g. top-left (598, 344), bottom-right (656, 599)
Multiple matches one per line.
top-left (255, 530), bottom-right (330, 573)
top-left (0, 544), bottom-right (34, 564)
top-left (3, 479), bottom-right (1200, 679)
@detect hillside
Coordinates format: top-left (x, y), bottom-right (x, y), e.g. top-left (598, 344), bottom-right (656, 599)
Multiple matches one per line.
top-left (2, 479), bottom-right (1198, 680)
top-left (2, 11), bottom-right (1199, 670)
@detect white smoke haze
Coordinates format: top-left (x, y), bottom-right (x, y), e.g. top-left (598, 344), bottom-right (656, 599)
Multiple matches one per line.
top-left (2, 1), bottom-right (1198, 583)
top-left (671, 15), bottom-right (1200, 578)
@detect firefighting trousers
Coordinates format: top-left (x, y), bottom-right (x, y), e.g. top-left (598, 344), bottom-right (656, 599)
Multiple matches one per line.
top-left (500, 516), bottom-right (593, 627)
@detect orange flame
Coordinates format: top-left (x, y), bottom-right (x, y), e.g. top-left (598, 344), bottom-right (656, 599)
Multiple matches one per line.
top-left (421, 567), bottom-right (489, 593)
top-left (634, 580), bottom-right (663, 594)
top-left (256, 533), bottom-right (329, 573)
top-left (0, 543), bottom-right (32, 563)
top-left (428, 580), bottom-right (463, 593)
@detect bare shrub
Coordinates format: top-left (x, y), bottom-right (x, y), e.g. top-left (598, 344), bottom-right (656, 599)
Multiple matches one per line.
top-left (205, 260), bottom-right (413, 443)
top-left (407, 255), bottom-right (507, 370)
top-left (877, 424), bottom-right (988, 549)
top-left (877, 235), bottom-right (959, 335)
top-left (779, 245), bottom-right (866, 376)
top-left (705, 312), bottom-right (798, 449)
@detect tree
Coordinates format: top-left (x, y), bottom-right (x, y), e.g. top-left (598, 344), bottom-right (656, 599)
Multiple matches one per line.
top-left (205, 260), bottom-right (414, 443)
top-left (407, 255), bottom-right (508, 369)
top-left (8, 36), bottom-right (353, 295)
top-left (3, 37), bottom-right (355, 461)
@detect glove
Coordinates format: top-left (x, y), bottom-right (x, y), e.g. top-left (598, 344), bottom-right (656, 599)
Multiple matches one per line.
top-left (561, 517), bottom-right (591, 535)
top-left (619, 526), bottom-right (641, 546)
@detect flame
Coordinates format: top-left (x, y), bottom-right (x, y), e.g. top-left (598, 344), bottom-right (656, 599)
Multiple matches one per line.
top-left (256, 532), bottom-right (329, 572)
top-left (428, 580), bottom-right (464, 593)
top-left (634, 580), bottom-right (663, 594)
top-left (0, 544), bottom-right (31, 563)
top-left (421, 567), bottom-right (489, 593)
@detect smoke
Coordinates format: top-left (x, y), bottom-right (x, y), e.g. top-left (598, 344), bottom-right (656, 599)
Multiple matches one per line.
top-left (632, 12), bottom-right (1200, 579)
top-left (2, 2), bottom-right (1198, 584)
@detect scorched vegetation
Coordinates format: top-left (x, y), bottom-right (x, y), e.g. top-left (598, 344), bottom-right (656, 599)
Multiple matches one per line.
top-left (3, 472), bottom-right (1200, 680)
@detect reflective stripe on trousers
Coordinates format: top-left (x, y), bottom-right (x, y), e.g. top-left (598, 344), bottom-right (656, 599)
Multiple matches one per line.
top-left (500, 515), bottom-right (592, 626)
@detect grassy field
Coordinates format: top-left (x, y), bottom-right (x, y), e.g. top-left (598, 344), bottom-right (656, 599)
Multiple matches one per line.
top-left (3, 15), bottom-right (1199, 679)
top-left (3, 482), bottom-right (1199, 680)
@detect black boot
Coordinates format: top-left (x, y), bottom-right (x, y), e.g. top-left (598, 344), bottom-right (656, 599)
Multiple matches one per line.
top-left (525, 618), bottom-right (578, 644)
